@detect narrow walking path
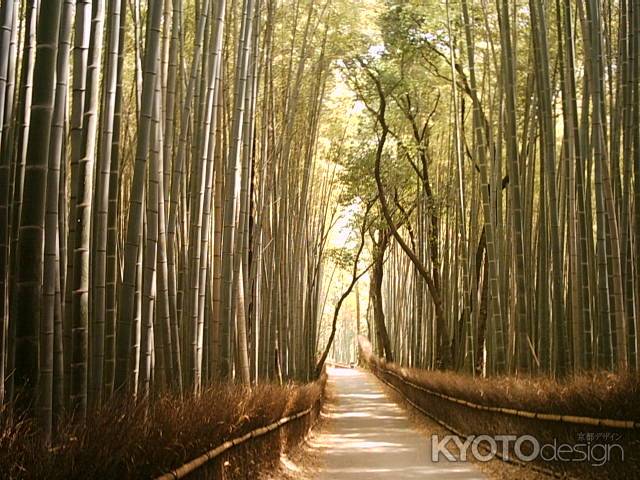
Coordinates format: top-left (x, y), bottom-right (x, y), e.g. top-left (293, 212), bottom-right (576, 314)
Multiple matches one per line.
top-left (313, 366), bottom-right (486, 479)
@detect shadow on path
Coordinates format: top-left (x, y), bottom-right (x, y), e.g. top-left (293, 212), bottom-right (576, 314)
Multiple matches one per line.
top-left (312, 367), bottom-right (486, 479)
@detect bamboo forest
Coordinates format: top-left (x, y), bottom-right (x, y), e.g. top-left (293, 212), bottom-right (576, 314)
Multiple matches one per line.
top-left (0, 0), bottom-right (639, 478)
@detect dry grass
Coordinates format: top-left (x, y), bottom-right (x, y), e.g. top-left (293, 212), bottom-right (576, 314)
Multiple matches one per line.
top-left (358, 336), bottom-right (640, 421)
top-left (0, 376), bottom-right (326, 480)
top-left (385, 361), bottom-right (640, 421)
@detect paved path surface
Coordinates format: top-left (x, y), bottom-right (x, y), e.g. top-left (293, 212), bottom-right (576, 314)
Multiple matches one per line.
top-left (314, 367), bottom-right (486, 479)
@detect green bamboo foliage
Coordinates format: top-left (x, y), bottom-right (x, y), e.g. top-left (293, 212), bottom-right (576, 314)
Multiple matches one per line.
top-left (339, 0), bottom-right (640, 380)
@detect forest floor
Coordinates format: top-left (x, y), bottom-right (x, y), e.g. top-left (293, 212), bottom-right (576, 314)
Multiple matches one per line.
top-left (262, 366), bottom-right (553, 479)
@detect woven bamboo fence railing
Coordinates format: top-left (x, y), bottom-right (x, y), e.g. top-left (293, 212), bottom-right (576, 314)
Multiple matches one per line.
top-left (154, 405), bottom-right (317, 480)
